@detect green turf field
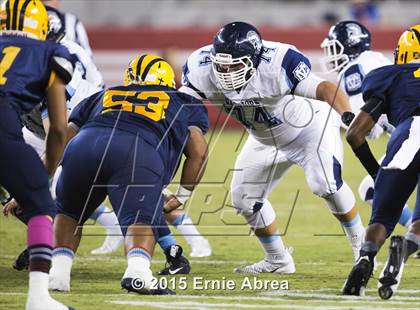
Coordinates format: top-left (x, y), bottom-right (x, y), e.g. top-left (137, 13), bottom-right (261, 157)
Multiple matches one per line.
top-left (0, 129), bottom-right (419, 309)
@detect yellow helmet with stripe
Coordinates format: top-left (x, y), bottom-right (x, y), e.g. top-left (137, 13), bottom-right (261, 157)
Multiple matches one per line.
top-left (123, 54), bottom-right (176, 88)
top-left (0, 0), bottom-right (49, 40)
top-left (394, 24), bottom-right (420, 64)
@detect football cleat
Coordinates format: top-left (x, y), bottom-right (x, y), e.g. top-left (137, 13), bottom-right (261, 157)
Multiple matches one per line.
top-left (378, 236), bottom-right (407, 300)
top-left (13, 248), bottom-right (29, 271)
top-left (121, 277), bottom-right (175, 295)
top-left (49, 273), bottom-right (70, 292)
top-left (342, 256), bottom-right (373, 296)
top-left (234, 250), bottom-right (295, 274)
top-left (190, 238), bottom-right (212, 258)
top-left (90, 235), bottom-right (124, 255)
top-left (158, 245), bottom-right (191, 275)
top-left (25, 294), bottom-right (74, 310)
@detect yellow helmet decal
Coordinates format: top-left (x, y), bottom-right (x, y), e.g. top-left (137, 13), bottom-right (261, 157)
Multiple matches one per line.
top-left (124, 54), bottom-right (176, 88)
top-left (0, 0), bottom-right (49, 40)
top-left (395, 24), bottom-right (420, 64)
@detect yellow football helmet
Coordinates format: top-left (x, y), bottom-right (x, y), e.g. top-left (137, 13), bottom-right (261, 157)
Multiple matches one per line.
top-left (0, 0), bottom-right (49, 40)
top-left (394, 24), bottom-right (420, 64)
top-left (123, 54), bottom-right (176, 88)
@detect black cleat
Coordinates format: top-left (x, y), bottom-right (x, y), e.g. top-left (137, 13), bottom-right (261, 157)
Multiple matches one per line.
top-left (158, 244), bottom-right (191, 275)
top-left (13, 248), bottom-right (29, 271)
top-left (342, 256), bottom-right (373, 296)
top-left (121, 277), bottom-right (175, 295)
top-left (378, 236), bottom-right (407, 300)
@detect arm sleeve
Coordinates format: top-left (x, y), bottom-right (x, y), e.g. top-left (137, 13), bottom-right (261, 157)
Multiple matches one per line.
top-left (75, 19), bottom-right (93, 58)
top-left (360, 96), bottom-right (386, 123)
top-left (362, 67), bottom-right (393, 102)
top-left (51, 45), bottom-right (76, 84)
top-left (293, 73), bottom-right (325, 99)
top-left (281, 47), bottom-right (312, 94)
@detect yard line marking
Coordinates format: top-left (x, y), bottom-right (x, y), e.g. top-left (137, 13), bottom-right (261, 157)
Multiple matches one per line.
top-left (262, 291), bottom-right (420, 301)
top-left (108, 300), bottom-right (419, 310)
top-left (0, 292), bottom-right (418, 306)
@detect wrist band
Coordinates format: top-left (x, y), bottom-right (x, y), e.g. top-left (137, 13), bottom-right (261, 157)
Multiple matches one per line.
top-left (175, 185), bottom-right (193, 205)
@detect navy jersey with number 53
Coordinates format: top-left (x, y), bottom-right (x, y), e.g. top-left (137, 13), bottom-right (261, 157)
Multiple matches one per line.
top-left (0, 34), bottom-right (74, 114)
top-left (362, 63), bottom-right (420, 126)
top-left (69, 84), bottom-right (209, 184)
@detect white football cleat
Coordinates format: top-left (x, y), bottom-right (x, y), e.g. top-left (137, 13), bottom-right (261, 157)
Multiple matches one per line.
top-left (26, 294), bottom-right (73, 310)
top-left (234, 250), bottom-right (295, 274)
top-left (91, 234), bottom-right (124, 255)
top-left (48, 273), bottom-right (70, 292)
top-left (190, 238), bottom-right (212, 257)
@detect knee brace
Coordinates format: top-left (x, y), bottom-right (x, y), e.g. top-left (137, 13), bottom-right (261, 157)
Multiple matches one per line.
top-left (358, 174), bottom-right (374, 204)
top-left (324, 182), bottom-right (356, 215)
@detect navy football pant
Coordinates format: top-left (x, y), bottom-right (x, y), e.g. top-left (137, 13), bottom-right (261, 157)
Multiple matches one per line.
top-left (0, 104), bottom-right (55, 220)
top-left (56, 126), bottom-right (166, 236)
top-left (370, 117), bottom-right (420, 236)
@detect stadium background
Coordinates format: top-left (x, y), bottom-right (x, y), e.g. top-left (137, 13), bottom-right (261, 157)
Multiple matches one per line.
top-left (1, 1), bottom-right (420, 309)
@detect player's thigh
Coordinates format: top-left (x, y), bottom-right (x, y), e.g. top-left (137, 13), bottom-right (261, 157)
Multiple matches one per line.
top-left (0, 105), bottom-right (54, 218)
top-left (107, 136), bottom-right (165, 234)
top-left (371, 156), bottom-right (419, 235)
top-left (56, 130), bottom-right (108, 224)
top-left (231, 135), bottom-right (291, 206)
top-left (291, 115), bottom-right (343, 196)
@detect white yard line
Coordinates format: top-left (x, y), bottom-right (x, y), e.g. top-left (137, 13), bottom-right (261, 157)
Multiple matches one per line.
top-left (262, 291), bottom-right (420, 301)
top-left (108, 300), bottom-right (419, 310)
top-left (0, 292), bottom-right (418, 306)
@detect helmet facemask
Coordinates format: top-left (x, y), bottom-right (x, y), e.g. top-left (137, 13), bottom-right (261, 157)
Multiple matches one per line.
top-left (320, 38), bottom-right (350, 73)
top-left (210, 52), bottom-right (255, 91)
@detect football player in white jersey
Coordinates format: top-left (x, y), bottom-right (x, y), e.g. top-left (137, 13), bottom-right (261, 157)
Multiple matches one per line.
top-left (180, 21), bottom-right (365, 273)
top-left (321, 21), bottom-right (414, 232)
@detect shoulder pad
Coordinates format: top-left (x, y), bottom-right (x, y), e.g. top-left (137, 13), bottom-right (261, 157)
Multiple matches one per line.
top-left (51, 56), bottom-right (74, 84)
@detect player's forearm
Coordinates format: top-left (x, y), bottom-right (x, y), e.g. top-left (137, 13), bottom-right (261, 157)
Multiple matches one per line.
top-left (180, 134), bottom-right (208, 190)
top-left (316, 81), bottom-right (352, 115)
top-left (44, 127), bottom-right (67, 176)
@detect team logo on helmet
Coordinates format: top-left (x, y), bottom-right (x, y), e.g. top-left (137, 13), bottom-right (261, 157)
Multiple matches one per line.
top-left (246, 30), bottom-right (261, 50)
top-left (346, 23), bottom-right (368, 45)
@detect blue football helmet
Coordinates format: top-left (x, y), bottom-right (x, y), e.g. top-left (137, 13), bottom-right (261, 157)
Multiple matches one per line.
top-left (45, 5), bottom-right (66, 42)
top-left (210, 21), bottom-right (263, 90)
top-left (320, 20), bottom-right (371, 72)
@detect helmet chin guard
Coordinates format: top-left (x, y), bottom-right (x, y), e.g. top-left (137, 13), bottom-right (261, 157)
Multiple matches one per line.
top-left (210, 52), bottom-right (255, 90)
top-left (320, 38), bottom-right (350, 73)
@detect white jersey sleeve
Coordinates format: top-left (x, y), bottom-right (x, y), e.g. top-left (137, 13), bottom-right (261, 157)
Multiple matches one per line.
top-left (64, 12), bottom-right (93, 58)
top-left (181, 45), bottom-right (217, 100)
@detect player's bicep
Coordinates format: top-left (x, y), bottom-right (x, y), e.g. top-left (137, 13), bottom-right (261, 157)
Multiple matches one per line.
top-left (294, 73), bottom-right (325, 99)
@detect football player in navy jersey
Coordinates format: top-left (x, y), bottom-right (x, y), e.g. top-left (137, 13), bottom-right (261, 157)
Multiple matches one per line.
top-left (343, 24), bottom-right (420, 299)
top-left (51, 54), bottom-right (209, 295)
top-left (0, 0), bottom-right (74, 309)
top-left (321, 20), bottom-right (414, 233)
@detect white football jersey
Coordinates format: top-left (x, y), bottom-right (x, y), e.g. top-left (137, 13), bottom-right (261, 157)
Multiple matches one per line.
top-left (338, 50), bottom-right (391, 112)
top-left (181, 40), bottom-right (319, 146)
top-left (61, 39), bottom-right (104, 111)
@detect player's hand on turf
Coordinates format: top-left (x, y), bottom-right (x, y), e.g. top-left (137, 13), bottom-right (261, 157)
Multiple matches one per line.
top-left (3, 198), bottom-right (22, 217)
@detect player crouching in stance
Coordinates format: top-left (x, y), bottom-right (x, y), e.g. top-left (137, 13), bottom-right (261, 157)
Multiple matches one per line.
top-left (343, 25), bottom-right (420, 299)
top-left (181, 21), bottom-right (365, 273)
top-left (0, 0), bottom-right (74, 309)
top-left (50, 54), bottom-right (209, 295)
